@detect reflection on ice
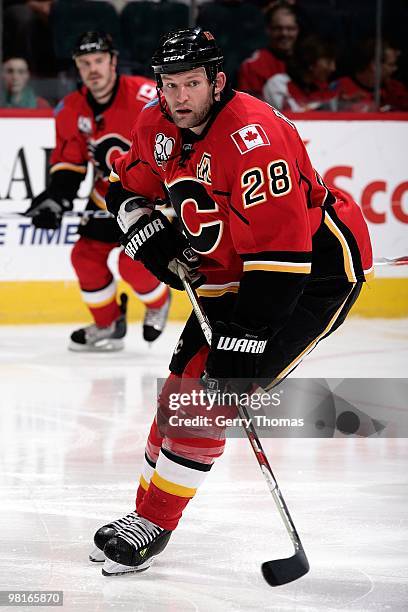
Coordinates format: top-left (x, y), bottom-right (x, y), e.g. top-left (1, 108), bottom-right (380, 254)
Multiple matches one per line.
top-left (0, 320), bottom-right (407, 610)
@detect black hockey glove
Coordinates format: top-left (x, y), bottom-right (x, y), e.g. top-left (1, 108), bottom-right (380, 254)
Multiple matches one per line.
top-left (203, 322), bottom-right (269, 394)
top-left (25, 190), bottom-right (73, 229)
top-left (119, 200), bottom-right (205, 290)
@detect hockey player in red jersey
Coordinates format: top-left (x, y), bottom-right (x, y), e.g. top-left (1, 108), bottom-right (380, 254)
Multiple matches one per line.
top-left (25, 32), bottom-right (171, 350)
top-left (89, 28), bottom-right (373, 574)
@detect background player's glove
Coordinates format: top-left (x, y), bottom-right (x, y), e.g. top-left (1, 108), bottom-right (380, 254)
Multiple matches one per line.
top-left (203, 322), bottom-right (269, 394)
top-left (120, 205), bottom-right (205, 290)
top-left (25, 190), bottom-right (73, 229)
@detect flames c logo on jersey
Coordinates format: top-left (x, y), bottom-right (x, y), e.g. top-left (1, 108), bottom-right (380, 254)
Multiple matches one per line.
top-left (154, 133), bottom-right (175, 168)
top-left (89, 133), bottom-right (131, 177)
top-left (167, 178), bottom-right (223, 255)
top-left (197, 153), bottom-right (212, 185)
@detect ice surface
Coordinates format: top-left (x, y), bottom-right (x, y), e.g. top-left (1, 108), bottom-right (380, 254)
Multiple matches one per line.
top-left (0, 319), bottom-right (407, 611)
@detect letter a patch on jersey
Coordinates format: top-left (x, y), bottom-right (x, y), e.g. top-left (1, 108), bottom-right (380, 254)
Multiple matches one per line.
top-left (231, 124), bottom-right (270, 155)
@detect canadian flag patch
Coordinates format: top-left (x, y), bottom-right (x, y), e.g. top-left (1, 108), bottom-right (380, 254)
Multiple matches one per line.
top-left (231, 124), bottom-right (270, 154)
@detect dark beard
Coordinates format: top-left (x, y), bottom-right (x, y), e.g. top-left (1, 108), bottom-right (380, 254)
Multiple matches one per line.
top-left (189, 97), bottom-right (213, 128)
top-left (172, 96), bottom-right (213, 129)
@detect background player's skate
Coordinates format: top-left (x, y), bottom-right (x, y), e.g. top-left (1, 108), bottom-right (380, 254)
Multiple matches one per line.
top-left (69, 292), bottom-right (128, 352)
top-left (143, 291), bottom-right (172, 342)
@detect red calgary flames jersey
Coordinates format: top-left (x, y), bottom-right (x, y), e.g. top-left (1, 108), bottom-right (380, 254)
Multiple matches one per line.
top-left (50, 75), bottom-right (156, 208)
top-left (112, 91), bottom-right (373, 295)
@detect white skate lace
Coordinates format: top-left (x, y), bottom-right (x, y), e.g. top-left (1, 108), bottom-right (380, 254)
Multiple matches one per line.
top-left (116, 515), bottom-right (164, 549)
top-left (109, 511), bottom-right (140, 530)
top-left (143, 299), bottom-right (170, 332)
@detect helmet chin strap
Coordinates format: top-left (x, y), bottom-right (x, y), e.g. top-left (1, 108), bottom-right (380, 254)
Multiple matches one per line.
top-left (156, 87), bottom-right (174, 123)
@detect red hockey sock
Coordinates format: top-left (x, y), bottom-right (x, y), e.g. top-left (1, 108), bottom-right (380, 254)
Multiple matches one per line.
top-left (119, 252), bottom-right (169, 309)
top-left (71, 237), bottom-right (121, 327)
top-left (88, 298), bottom-right (121, 327)
top-left (135, 483), bottom-right (147, 510)
top-left (137, 482), bottom-right (192, 531)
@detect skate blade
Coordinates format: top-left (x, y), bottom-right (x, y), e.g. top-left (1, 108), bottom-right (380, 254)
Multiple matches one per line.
top-left (89, 547), bottom-right (105, 563)
top-left (68, 339), bottom-right (124, 352)
top-left (102, 557), bottom-right (154, 576)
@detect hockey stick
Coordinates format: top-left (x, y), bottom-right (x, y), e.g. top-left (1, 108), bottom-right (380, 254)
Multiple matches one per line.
top-left (0, 208), bottom-right (177, 220)
top-left (178, 266), bottom-right (309, 587)
top-left (0, 210), bottom-right (115, 220)
top-left (373, 255), bottom-right (408, 266)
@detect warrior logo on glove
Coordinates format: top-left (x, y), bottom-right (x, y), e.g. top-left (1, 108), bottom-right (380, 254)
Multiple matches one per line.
top-left (216, 335), bottom-right (267, 354)
top-left (204, 322), bottom-right (269, 394)
top-left (124, 217), bottom-right (165, 259)
top-left (117, 206), bottom-right (205, 291)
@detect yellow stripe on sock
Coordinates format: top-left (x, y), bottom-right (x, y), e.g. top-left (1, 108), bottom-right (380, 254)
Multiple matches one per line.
top-left (139, 475), bottom-right (149, 491)
top-left (151, 471), bottom-right (197, 498)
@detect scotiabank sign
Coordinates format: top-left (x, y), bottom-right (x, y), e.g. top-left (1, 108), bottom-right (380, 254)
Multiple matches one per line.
top-left (295, 116), bottom-right (408, 277)
top-left (324, 165), bottom-right (408, 225)
top-left (0, 113), bottom-right (407, 280)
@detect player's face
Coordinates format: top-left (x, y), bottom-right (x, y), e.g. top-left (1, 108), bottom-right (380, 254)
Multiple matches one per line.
top-left (268, 10), bottom-right (299, 54)
top-left (161, 68), bottom-right (226, 133)
top-left (75, 52), bottom-right (117, 97)
top-left (2, 58), bottom-right (30, 94)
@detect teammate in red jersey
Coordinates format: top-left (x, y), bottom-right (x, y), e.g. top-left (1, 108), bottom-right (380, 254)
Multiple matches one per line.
top-left (25, 32), bottom-right (171, 350)
top-left (89, 28), bottom-right (373, 575)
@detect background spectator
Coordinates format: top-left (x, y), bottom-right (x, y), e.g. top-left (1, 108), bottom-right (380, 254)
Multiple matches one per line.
top-left (2, 0), bottom-right (407, 113)
top-left (0, 57), bottom-right (50, 108)
top-left (336, 39), bottom-right (408, 111)
top-left (263, 34), bottom-right (337, 111)
top-left (3, 0), bottom-right (58, 78)
top-left (238, 0), bottom-right (299, 97)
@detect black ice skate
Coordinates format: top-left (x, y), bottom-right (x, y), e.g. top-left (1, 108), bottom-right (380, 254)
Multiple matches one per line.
top-left (69, 293), bottom-right (128, 352)
top-left (143, 291), bottom-right (171, 343)
top-left (102, 513), bottom-right (172, 576)
top-left (89, 510), bottom-right (141, 563)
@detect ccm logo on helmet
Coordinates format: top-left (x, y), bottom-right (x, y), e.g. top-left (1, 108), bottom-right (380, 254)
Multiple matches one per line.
top-left (124, 218), bottom-right (164, 258)
top-left (217, 336), bottom-right (267, 353)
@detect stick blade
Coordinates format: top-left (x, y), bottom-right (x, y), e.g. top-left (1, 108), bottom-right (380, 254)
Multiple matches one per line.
top-left (261, 549), bottom-right (309, 586)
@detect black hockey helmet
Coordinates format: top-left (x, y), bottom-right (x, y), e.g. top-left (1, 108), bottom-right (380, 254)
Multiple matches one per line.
top-left (151, 27), bottom-right (223, 87)
top-left (72, 31), bottom-right (117, 59)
